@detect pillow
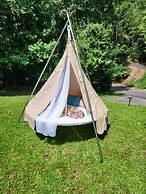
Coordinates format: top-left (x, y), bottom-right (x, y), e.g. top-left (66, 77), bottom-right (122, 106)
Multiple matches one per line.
top-left (67, 95), bottom-right (81, 107)
top-left (79, 98), bottom-right (85, 108)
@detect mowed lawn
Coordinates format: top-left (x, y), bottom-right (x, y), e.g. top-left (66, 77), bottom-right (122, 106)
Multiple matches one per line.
top-left (0, 96), bottom-right (145, 194)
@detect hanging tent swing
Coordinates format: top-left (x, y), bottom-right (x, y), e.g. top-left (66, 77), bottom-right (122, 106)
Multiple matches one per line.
top-left (20, 13), bottom-right (109, 162)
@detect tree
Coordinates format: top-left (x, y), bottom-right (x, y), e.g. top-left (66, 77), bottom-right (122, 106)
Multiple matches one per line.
top-left (0, 0), bottom-right (145, 90)
top-left (114, 0), bottom-right (146, 62)
top-left (78, 23), bottom-right (128, 91)
top-left (0, 0), bottom-right (58, 87)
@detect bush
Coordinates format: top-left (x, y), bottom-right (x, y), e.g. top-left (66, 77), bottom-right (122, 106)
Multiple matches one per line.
top-left (78, 23), bottom-right (128, 91)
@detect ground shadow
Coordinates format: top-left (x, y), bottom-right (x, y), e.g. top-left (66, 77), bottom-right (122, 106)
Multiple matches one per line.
top-left (110, 86), bottom-right (130, 92)
top-left (36, 123), bottom-right (109, 145)
top-left (0, 84), bottom-right (43, 96)
top-left (0, 90), bottom-right (31, 96)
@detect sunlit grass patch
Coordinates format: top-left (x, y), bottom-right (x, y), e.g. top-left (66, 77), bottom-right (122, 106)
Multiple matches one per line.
top-left (0, 96), bottom-right (145, 193)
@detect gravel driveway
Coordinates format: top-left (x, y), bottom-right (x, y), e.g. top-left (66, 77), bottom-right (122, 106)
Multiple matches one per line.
top-left (103, 86), bottom-right (146, 106)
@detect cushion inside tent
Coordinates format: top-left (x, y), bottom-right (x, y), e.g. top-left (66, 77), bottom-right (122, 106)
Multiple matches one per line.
top-left (58, 106), bottom-right (93, 126)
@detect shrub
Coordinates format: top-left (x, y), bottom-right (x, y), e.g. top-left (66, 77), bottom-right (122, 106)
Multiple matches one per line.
top-left (78, 23), bottom-right (128, 91)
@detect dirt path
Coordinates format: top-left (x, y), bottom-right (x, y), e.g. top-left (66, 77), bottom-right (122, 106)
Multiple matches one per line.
top-left (113, 62), bottom-right (146, 87)
top-left (131, 63), bottom-right (146, 70)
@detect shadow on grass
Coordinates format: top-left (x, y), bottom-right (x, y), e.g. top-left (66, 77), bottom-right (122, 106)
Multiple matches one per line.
top-left (36, 123), bottom-right (109, 145)
top-left (0, 84), bottom-right (43, 96)
top-left (0, 90), bottom-right (31, 96)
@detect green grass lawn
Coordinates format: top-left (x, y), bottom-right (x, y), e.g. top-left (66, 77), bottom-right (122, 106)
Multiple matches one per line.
top-left (127, 72), bottom-right (146, 89)
top-left (0, 96), bottom-right (146, 194)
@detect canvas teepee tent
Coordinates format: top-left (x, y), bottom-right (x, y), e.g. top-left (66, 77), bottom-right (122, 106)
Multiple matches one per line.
top-left (24, 38), bottom-right (109, 137)
top-left (21, 14), bottom-right (110, 162)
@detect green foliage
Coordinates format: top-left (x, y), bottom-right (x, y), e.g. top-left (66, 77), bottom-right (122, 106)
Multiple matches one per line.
top-left (0, 0), bottom-right (145, 90)
top-left (78, 23), bottom-right (128, 90)
top-left (56, 0), bottom-right (114, 24)
top-left (0, 0), bottom-right (58, 87)
top-left (0, 96), bottom-right (145, 193)
top-left (28, 40), bottom-right (57, 63)
top-left (115, 0), bottom-right (146, 62)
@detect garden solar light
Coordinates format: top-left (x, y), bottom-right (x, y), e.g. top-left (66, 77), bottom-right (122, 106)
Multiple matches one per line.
top-left (128, 96), bottom-right (133, 106)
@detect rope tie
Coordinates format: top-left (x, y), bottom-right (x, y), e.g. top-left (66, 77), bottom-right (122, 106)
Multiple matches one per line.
top-left (67, 25), bottom-right (71, 42)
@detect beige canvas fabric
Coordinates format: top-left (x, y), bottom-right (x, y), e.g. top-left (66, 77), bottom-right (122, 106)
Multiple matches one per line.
top-left (67, 42), bottom-right (109, 134)
top-left (24, 40), bottom-right (109, 134)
